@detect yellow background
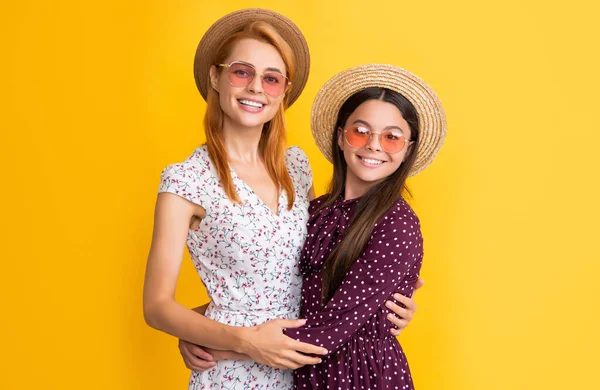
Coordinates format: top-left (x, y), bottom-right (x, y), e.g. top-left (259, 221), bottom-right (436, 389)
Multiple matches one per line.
top-left (1, 0), bottom-right (599, 389)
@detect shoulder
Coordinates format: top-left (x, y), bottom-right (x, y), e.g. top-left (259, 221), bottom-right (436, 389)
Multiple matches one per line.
top-left (160, 145), bottom-right (210, 179)
top-left (373, 198), bottom-right (421, 236)
top-left (286, 145), bottom-right (308, 159)
top-left (362, 198), bottom-right (423, 261)
top-left (286, 146), bottom-right (312, 190)
top-left (309, 194), bottom-right (329, 213)
top-left (158, 146), bottom-right (214, 205)
top-left (286, 146), bottom-right (312, 172)
top-left (285, 146), bottom-right (310, 168)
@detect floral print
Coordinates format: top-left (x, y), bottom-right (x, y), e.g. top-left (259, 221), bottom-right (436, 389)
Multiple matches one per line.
top-left (158, 145), bottom-right (312, 389)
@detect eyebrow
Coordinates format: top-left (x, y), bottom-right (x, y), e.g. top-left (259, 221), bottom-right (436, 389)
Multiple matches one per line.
top-left (234, 61), bottom-right (284, 74)
top-left (351, 119), bottom-right (405, 132)
top-left (265, 67), bottom-right (284, 74)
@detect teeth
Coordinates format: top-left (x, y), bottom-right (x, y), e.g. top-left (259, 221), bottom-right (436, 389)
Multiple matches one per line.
top-left (239, 99), bottom-right (264, 108)
top-left (360, 157), bottom-right (383, 165)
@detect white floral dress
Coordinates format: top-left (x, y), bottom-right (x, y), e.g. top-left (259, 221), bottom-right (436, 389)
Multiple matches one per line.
top-left (158, 145), bottom-right (312, 389)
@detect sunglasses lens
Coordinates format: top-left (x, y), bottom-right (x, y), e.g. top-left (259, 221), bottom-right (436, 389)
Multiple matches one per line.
top-left (380, 130), bottom-right (406, 153)
top-left (345, 126), bottom-right (371, 148)
top-left (262, 72), bottom-right (288, 97)
top-left (345, 127), bottom-right (406, 153)
top-left (227, 63), bottom-right (255, 87)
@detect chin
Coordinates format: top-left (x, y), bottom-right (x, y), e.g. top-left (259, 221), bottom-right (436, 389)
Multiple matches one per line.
top-left (226, 112), bottom-right (272, 129)
top-left (239, 116), bottom-right (271, 129)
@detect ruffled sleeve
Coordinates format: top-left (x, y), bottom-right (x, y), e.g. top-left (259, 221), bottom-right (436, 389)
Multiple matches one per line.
top-left (158, 161), bottom-right (208, 208)
top-left (286, 146), bottom-right (313, 197)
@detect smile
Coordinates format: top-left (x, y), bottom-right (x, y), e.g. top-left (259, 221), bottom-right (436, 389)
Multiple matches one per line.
top-left (358, 156), bottom-right (385, 165)
top-left (238, 99), bottom-right (265, 108)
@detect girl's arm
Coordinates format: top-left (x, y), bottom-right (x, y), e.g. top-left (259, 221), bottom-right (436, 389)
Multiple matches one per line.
top-left (308, 182), bottom-right (422, 336)
top-left (284, 202), bottom-right (423, 356)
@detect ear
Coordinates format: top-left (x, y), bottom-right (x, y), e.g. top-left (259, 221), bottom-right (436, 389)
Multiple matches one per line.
top-left (403, 141), bottom-right (416, 162)
top-left (209, 65), bottom-right (219, 92)
top-left (337, 127), bottom-right (344, 150)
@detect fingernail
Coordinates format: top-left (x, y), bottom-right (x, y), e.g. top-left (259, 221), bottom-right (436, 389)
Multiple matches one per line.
top-left (388, 313), bottom-right (394, 320)
top-left (299, 319), bottom-right (307, 324)
top-left (385, 300), bottom-right (393, 307)
top-left (393, 293), bottom-right (401, 299)
top-left (322, 349), bottom-right (328, 354)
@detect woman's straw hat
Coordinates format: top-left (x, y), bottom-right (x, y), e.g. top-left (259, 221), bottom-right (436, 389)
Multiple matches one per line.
top-left (194, 8), bottom-right (310, 106)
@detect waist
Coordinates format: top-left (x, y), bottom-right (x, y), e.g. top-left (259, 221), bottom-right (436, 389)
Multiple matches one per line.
top-left (206, 303), bottom-right (299, 326)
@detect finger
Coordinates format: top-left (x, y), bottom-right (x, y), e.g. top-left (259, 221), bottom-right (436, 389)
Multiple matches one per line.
top-left (393, 293), bottom-right (417, 312)
top-left (275, 358), bottom-right (302, 370)
top-left (189, 360), bottom-right (217, 372)
top-left (284, 350), bottom-right (323, 366)
top-left (414, 278), bottom-right (424, 292)
top-left (385, 300), bottom-right (412, 319)
top-left (387, 301), bottom-right (413, 320)
top-left (189, 345), bottom-right (214, 361)
top-left (390, 327), bottom-right (403, 336)
top-left (180, 346), bottom-right (216, 371)
top-left (289, 339), bottom-right (328, 356)
top-left (275, 318), bottom-right (307, 329)
top-left (386, 313), bottom-right (409, 329)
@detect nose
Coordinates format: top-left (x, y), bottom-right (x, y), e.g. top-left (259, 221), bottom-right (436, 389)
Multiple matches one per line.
top-left (366, 133), bottom-right (383, 152)
top-left (247, 74), bottom-right (264, 94)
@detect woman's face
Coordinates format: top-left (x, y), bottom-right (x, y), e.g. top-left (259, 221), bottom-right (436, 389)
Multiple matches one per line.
top-left (210, 38), bottom-right (287, 130)
top-left (338, 99), bottom-right (413, 193)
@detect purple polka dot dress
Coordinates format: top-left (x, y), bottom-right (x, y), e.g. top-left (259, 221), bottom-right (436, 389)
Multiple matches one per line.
top-left (284, 195), bottom-right (423, 390)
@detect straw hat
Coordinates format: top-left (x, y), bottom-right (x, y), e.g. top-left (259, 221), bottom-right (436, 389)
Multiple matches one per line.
top-left (311, 64), bottom-right (447, 176)
top-left (193, 8), bottom-right (310, 106)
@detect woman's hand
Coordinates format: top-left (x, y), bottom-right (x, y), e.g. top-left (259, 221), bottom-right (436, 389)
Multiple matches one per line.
top-left (178, 339), bottom-right (216, 372)
top-left (239, 319), bottom-right (328, 370)
top-left (385, 278), bottom-right (424, 336)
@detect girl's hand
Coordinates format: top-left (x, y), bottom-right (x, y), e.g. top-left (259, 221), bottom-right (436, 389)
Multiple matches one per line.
top-left (385, 278), bottom-right (424, 336)
top-left (240, 319), bottom-right (328, 370)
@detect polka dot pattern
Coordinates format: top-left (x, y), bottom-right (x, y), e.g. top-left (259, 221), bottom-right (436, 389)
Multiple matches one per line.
top-left (285, 195), bottom-right (423, 389)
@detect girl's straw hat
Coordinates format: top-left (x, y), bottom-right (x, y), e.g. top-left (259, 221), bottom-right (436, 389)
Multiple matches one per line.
top-left (311, 64), bottom-right (447, 176)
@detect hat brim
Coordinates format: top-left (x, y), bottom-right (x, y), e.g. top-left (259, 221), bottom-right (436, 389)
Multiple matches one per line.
top-left (311, 64), bottom-right (447, 176)
top-left (194, 8), bottom-right (310, 107)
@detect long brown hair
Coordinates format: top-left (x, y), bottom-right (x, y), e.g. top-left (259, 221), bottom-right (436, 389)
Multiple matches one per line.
top-left (203, 21), bottom-right (296, 209)
top-left (320, 87), bottom-right (420, 303)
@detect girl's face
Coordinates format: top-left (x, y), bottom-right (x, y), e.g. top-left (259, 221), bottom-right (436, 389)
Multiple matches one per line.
top-left (210, 38), bottom-right (287, 131)
top-left (338, 99), bottom-right (413, 193)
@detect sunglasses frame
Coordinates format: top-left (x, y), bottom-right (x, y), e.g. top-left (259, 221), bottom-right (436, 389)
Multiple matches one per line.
top-left (217, 61), bottom-right (291, 97)
top-left (342, 125), bottom-right (414, 154)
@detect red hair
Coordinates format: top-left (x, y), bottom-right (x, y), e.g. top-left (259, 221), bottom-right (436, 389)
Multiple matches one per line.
top-left (203, 21), bottom-right (296, 209)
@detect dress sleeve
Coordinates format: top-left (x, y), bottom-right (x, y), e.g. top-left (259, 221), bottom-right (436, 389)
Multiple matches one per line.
top-left (158, 162), bottom-right (206, 208)
top-left (285, 201), bottom-right (423, 356)
top-left (286, 146), bottom-right (313, 197)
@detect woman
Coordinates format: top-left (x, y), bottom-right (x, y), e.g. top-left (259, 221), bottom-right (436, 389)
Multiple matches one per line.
top-left (143, 10), bottom-right (419, 390)
top-left (284, 64), bottom-right (447, 389)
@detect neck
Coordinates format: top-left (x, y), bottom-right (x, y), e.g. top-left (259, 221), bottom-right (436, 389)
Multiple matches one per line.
top-left (222, 118), bottom-right (264, 164)
top-left (343, 173), bottom-right (381, 200)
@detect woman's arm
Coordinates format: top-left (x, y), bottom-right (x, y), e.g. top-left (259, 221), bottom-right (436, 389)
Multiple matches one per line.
top-left (144, 193), bottom-right (326, 368)
top-left (386, 279), bottom-right (423, 336)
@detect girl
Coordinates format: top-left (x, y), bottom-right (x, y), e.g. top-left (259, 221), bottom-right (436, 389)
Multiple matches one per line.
top-left (283, 64), bottom-right (447, 389)
top-left (143, 10), bottom-right (419, 390)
